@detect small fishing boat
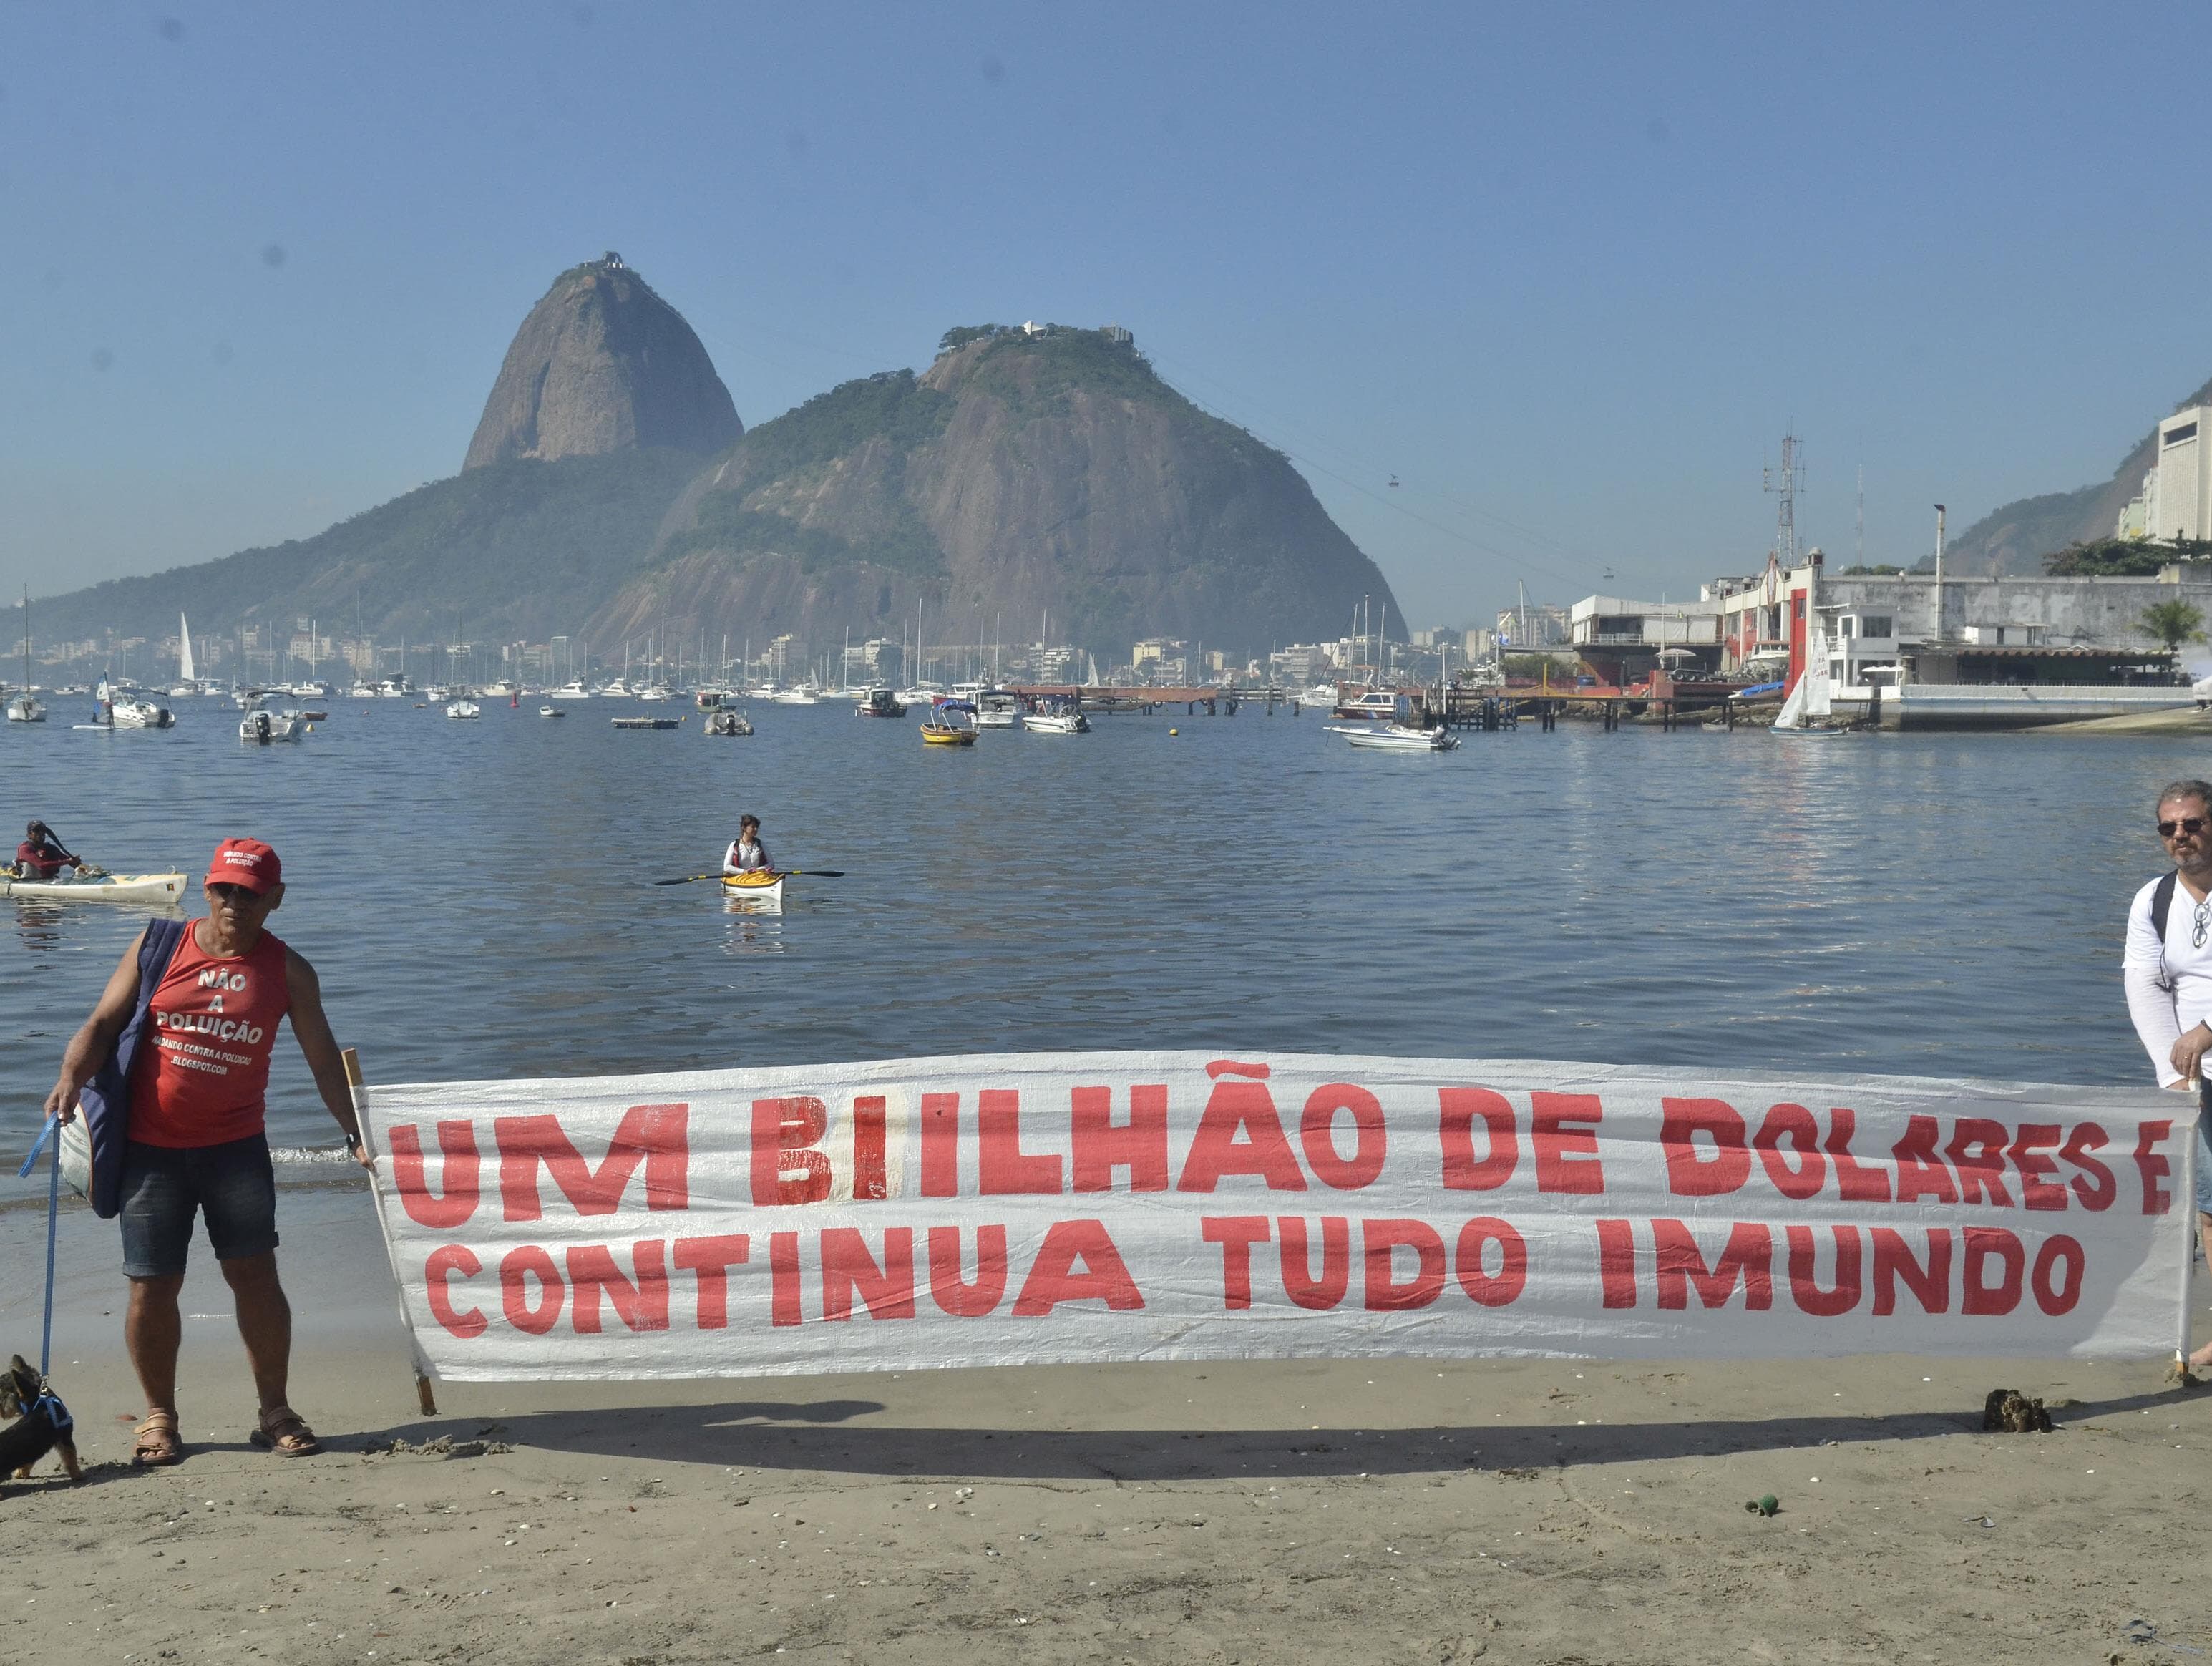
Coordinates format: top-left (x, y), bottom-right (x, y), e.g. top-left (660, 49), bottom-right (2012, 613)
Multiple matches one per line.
top-left (856, 686), bottom-right (907, 718)
top-left (238, 710), bottom-right (304, 744)
top-left (975, 687), bottom-right (1023, 729)
top-left (540, 704), bottom-right (565, 718)
top-left (721, 871), bottom-right (786, 905)
top-left (445, 699), bottom-right (482, 720)
top-left (0, 870), bottom-right (189, 904)
top-left (612, 715), bottom-right (683, 730)
top-left (1332, 690), bottom-right (1404, 722)
top-left (704, 708), bottom-right (754, 736)
top-left (1325, 722), bottom-right (1460, 751)
top-left (1025, 705), bottom-right (1091, 734)
top-left (921, 698), bottom-right (978, 745)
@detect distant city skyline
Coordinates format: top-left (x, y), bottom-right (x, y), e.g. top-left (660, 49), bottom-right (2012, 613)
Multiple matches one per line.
top-left (6, 2), bottom-right (2210, 627)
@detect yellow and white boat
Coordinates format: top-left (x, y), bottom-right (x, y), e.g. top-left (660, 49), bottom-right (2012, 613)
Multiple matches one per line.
top-left (721, 871), bottom-right (786, 905)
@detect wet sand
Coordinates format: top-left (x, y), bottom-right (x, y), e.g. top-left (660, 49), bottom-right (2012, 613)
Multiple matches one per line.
top-left (2, 1187), bottom-right (2209, 1664)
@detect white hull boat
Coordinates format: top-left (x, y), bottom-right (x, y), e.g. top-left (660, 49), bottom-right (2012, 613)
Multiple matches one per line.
top-left (540, 705), bottom-right (565, 718)
top-left (1025, 710), bottom-right (1091, 733)
top-left (112, 698), bottom-right (175, 729)
top-left (446, 700), bottom-right (482, 720)
top-left (238, 711), bottom-right (304, 744)
top-left (721, 872), bottom-right (785, 905)
top-left (1, 870), bottom-right (189, 904)
top-left (1325, 723), bottom-right (1460, 751)
top-left (6, 694), bottom-right (44, 723)
top-left (704, 709), bottom-right (754, 736)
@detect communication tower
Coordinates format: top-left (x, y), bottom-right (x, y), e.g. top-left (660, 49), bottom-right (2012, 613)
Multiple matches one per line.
top-left (1764, 433), bottom-right (1806, 568)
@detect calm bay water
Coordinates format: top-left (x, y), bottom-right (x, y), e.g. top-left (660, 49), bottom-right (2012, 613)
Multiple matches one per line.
top-left (0, 696), bottom-right (2196, 1182)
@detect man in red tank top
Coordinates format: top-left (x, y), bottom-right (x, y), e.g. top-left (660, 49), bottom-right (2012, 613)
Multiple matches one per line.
top-left (44, 838), bottom-right (369, 1468)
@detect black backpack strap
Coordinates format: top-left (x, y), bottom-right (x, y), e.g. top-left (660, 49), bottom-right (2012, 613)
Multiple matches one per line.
top-left (2153, 871), bottom-right (2182, 989)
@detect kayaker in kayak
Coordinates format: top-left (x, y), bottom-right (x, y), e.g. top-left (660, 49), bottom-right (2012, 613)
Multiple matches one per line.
top-left (14, 820), bottom-right (89, 882)
top-left (723, 814), bottom-right (773, 877)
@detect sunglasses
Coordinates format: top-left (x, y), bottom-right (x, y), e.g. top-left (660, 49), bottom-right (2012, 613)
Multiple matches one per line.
top-left (206, 882), bottom-right (269, 904)
top-left (2158, 817), bottom-right (2207, 839)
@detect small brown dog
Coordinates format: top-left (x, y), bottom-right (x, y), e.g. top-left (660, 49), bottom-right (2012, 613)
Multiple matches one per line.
top-left (0, 1355), bottom-right (82, 1484)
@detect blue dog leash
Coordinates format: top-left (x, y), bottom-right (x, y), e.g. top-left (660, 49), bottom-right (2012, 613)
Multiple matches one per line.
top-left (18, 1114), bottom-right (62, 1380)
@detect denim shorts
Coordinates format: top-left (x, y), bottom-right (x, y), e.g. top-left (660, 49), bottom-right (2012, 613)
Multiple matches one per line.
top-left (117, 1134), bottom-right (280, 1278)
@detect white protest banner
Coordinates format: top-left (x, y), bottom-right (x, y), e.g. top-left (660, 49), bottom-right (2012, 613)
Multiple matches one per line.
top-left (356, 1051), bottom-right (2197, 1381)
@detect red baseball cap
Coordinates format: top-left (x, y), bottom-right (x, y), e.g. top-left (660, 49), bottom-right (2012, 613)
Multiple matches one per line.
top-left (206, 837), bottom-right (282, 895)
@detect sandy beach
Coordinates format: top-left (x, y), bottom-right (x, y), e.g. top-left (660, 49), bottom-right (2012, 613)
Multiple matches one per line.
top-left (1, 1185), bottom-right (2207, 1665)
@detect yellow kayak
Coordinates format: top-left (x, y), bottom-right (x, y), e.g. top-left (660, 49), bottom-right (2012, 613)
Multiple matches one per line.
top-left (721, 872), bottom-right (786, 904)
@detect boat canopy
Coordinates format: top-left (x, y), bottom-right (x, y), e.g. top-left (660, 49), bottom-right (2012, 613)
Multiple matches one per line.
top-left (1730, 680), bottom-right (1785, 699)
top-left (934, 698), bottom-right (977, 713)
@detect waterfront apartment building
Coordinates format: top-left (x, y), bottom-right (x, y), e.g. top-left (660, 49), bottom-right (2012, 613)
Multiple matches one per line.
top-left (2117, 406), bottom-right (2212, 542)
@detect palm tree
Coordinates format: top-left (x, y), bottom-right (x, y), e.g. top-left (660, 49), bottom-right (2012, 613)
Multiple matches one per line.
top-left (2140, 599), bottom-right (2207, 653)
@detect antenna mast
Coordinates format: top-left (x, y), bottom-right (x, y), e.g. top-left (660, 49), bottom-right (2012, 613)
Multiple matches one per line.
top-left (1765, 433), bottom-right (1806, 567)
top-left (1855, 464), bottom-right (1864, 567)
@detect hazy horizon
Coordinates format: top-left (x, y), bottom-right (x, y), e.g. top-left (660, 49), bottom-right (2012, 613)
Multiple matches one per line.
top-left (7, 1), bottom-right (2210, 625)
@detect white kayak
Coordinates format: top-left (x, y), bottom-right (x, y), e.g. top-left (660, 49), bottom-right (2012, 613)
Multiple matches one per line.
top-left (1, 870), bottom-right (189, 904)
top-left (721, 873), bottom-right (786, 905)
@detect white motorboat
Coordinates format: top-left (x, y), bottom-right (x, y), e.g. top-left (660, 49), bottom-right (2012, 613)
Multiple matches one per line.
top-left (1302, 681), bottom-right (1343, 708)
top-left (376, 675), bottom-right (415, 698)
top-left (856, 686), bottom-right (907, 718)
top-left (704, 708), bottom-right (754, 736)
top-left (288, 679), bottom-right (334, 699)
top-left (446, 699), bottom-right (482, 720)
top-left (484, 679), bottom-right (520, 698)
top-left (895, 683), bottom-right (948, 708)
top-left (1332, 690), bottom-right (1404, 721)
top-left (1325, 722), bottom-right (1459, 751)
top-left (238, 710), bottom-right (304, 744)
top-left (637, 683), bottom-right (674, 703)
top-left (975, 687), bottom-right (1023, 729)
top-left (540, 704), bottom-right (565, 718)
top-left (550, 680), bottom-right (592, 701)
top-left (0, 869), bottom-right (189, 904)
top-left (1025, 706), bottom-right (1090, 734)
top-left (348, 682), bottom-right (379, 699)
top-left (108, 687), bottom-right (176, 729)
top-left (769, 686), bottom-right (819, 705)
top-left (599, 677), bottom-right (634, 698)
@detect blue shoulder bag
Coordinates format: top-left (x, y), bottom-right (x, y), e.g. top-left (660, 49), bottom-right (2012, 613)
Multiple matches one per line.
top-left (75, 917), bottom-right (189, 1218)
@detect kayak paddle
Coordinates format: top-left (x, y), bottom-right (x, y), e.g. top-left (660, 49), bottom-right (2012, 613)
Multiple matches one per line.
top-left (653, 869), bottom-right (846, 886)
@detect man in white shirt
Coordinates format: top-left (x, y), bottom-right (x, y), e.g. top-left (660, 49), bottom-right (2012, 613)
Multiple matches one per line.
top-left (2122, 778), bottom-right (2212, 1368)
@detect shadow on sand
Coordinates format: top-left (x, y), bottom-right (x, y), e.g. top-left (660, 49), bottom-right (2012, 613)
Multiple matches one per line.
top-left (351, 1380), bottom-right (2202, 1481)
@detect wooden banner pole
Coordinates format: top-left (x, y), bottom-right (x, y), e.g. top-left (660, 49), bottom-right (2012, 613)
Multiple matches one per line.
top-left (344, 1046), bottom-right (439, 1416)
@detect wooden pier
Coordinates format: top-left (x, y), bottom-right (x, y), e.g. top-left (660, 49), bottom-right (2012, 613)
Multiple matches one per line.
top-left (1005, 680), bottom-right (1758, 731)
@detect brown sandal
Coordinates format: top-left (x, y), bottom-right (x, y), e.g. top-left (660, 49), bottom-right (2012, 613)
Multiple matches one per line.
top-left (250, 1406), bottom-right (321, 1457)
top-left (132, 1411), bottom-right (183, 1468)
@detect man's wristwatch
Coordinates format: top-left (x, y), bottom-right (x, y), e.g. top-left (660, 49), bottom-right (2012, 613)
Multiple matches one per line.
top-left (345, 1133), bottom-right (364, 1154)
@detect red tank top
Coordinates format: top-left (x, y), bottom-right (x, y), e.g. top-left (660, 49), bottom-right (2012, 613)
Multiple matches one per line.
top-left (129, 921), bottom-right (291, 1148)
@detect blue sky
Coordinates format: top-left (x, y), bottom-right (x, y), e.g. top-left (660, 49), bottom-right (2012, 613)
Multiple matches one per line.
top-left (4, 1), bottom-right (2206, 627)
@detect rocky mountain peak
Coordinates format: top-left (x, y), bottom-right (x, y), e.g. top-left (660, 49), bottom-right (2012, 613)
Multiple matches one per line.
top-left (462, 255), bottom-right (742, 471)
